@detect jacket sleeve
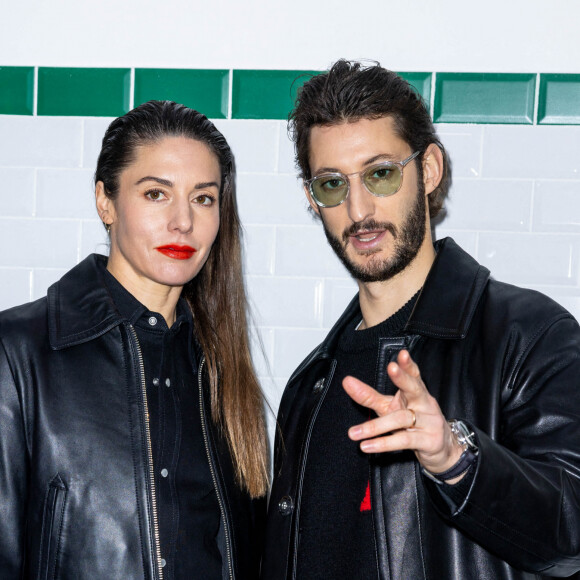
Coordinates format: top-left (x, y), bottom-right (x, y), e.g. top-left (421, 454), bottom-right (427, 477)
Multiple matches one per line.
top-left (0, 336), bottom-right (28, 576)
top-left (424, 313), bottom-right (580, 577)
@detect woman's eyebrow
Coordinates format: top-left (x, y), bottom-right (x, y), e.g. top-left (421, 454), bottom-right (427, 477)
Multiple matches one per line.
top-left (195, 181), bottom-right (220, 190)
top-left (135, 176), bottom-right (173, 187)
top-left (134, 176), bottom-right (219, 189)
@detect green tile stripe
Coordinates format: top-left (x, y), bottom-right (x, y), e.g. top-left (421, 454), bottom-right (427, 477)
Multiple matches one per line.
top-left (538, 74), bottom-right (580, 125)
top-left (135, 69), bottom-right (229, 119)
top-left (38, 67), bottom-right (131, 117)
top-left (2, 67), bottom-right (580, 124)
top-left (434, 73), bottom-right (536, 124)
top-left (232, 70), bottom-right (317, 120)
top-left (0, 67), bottom-right (34, 115)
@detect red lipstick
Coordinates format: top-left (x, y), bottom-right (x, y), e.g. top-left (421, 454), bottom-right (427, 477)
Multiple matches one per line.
top-left (155, 245), bottom-right (197, 260)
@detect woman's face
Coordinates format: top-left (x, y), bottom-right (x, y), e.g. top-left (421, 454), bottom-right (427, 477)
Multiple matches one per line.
top-left (96, 136), bottom-right (221, 296)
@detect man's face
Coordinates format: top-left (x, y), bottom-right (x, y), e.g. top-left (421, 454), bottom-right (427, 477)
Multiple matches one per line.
top-left (306, 116), bottom-right (429, 283)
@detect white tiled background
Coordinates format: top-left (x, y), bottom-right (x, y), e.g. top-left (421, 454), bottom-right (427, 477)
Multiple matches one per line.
top-left (1, 116), bottom-right (579, 420)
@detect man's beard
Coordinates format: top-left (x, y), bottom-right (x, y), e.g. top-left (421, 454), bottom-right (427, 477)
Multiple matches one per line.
top-left (321, 185), bottom-right (427, 283)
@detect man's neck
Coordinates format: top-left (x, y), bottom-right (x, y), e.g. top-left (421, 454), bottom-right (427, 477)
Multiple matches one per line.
top-left (357, 240), bottom-right (436, 330)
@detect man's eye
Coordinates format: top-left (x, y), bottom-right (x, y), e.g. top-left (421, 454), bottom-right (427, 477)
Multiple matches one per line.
top-left (371, 167), bottom-right (393, 180)
top-left (321, 178), bottom-right (346, 191)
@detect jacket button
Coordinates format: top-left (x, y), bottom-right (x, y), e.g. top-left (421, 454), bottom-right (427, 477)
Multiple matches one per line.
top-left (278, 495), bottom-right (294, 516)
top-left (313, 378), bottom-right (325, 393)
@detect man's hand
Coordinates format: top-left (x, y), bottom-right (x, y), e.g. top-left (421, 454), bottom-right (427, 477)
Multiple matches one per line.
top-left (344, 349), bottom-right (464, 477)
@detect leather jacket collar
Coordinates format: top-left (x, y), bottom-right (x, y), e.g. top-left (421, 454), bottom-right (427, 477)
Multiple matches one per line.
top-left (47, 254), bottom-right (124, 350)
top-left (288, 238), bottom-right (490, 384)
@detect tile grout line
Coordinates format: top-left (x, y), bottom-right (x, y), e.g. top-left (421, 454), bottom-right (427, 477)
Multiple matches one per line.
top-left (273, 122), bottom-right (281, 172)
top-left (430, 72), bottom-right (436, 118)
top-left (33, 66), bottom-right (39, 116)
top-left (533, 73), bottom-right (541, 125)
top-left (32, 168), bottom-right (38, 218)
top-left (79, 120), bottom-right (85, 169)
top-left (478, 126), bottom-right (485, 178)
top-left (227, 69), bottom-right (233, 120)
top-left (0, 266), bottom-right (70, 271)
top-left (529, 179), bottom-right (536, 232)
top-left (271, 224), bottom-right (278, 276)
top-left (130, 67), bottom-right (135, 110)
top-left (77, 220), bottom-right (83, 264)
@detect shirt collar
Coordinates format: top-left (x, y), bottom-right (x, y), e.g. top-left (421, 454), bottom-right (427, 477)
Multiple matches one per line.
top-left (101, 261), bottom-right (191, 332)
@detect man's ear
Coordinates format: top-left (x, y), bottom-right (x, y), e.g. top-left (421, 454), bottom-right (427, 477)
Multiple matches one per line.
top-left (421, 144), bottom-right (444, 196)
top-left (95, 181), bottom-right (116, 226)
top-left (304, 184), bottom-right (321, 217)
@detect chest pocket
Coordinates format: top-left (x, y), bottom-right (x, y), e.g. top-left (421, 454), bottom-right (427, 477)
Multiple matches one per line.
top-left (374, 335), bottom-right (421, 396)
top-left (38, 474), bottom-right (67, 580)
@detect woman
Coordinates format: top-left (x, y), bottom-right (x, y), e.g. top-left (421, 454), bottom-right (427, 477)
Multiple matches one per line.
top-left (0, 101), bottom-right (268, 579)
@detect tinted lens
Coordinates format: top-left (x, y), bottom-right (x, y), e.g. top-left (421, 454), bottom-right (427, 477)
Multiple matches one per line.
top-left (362, 163), bottom-right (402, 196)
top-left (311, 175), bottom-right (349, 207)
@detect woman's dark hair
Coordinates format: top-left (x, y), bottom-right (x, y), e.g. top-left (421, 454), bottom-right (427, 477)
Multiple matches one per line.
top-left (95, 100), bottom-right (268, 497)
top-left (290, 60), bottom-right (451, 218)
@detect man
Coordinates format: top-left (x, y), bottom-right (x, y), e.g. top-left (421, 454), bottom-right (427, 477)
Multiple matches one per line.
top-left (262, 60), bottom-right (580, 579)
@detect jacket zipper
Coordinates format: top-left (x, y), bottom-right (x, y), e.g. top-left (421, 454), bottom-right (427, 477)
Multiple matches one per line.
top-left (198, 357), bottom-right (234, 580)
top-left (291, 358), bottom-right (337, 579)
top-left (128, 324), bottom-right (164, 580)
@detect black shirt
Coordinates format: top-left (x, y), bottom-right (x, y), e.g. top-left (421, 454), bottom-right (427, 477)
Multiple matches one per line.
top-left (296, 295), bottom-right (418, 580)
top-left (102, 267), bottom-right (222, 579)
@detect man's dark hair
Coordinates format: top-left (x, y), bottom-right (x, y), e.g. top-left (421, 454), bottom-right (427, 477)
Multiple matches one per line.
top-left (289, 59), bottom-right (451, 218)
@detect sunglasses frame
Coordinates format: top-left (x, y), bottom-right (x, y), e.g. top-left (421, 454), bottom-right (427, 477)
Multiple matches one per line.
top-left (305, 150), bottom-right (422, 208)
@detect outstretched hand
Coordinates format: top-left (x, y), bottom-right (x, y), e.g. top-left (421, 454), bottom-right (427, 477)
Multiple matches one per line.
top-left (344, 349), bottom-right (463, 476)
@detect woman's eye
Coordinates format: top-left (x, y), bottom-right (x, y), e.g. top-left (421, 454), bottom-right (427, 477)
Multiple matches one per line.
top-left (145, 189), bottom-right (165, 201)
top-left (195, 194), bottom-right (215, 206)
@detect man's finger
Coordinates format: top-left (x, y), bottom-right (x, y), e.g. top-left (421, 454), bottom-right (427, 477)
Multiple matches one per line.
top-left (397, 349), bottom-right (421, 378)
top-left (348, 408), bottom-right (416, 441)
top-left (343, 375), bottom-right (393, 416)
top-left (387, 350), bottom-right (427, 399)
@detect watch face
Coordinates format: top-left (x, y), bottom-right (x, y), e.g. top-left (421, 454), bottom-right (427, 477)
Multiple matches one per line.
top-left (449, 420), bottom-right (478, 451)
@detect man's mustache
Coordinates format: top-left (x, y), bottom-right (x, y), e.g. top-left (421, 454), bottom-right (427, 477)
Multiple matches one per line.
top-left (343, 220), bottom-right (397, 243)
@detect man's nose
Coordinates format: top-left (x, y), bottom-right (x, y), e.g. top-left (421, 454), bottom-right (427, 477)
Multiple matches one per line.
top-left (346, 177), bottom-right (375, 223)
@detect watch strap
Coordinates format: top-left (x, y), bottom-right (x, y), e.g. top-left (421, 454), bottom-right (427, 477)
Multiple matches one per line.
top-left (422, 447), bottom-right (478, 484)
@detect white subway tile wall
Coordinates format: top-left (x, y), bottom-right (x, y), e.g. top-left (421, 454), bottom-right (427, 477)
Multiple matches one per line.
top-left (1, 117), bottom-right (580, 422)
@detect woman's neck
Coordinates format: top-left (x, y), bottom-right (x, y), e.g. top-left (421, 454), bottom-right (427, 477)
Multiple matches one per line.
top-left (106, 264), bottom-right (183, 327)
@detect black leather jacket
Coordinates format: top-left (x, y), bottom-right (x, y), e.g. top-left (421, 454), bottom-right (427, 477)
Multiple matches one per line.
top-left (263, 238), bottom-right (580, 580)
top-left (0, 254), bottom-right (265, 579)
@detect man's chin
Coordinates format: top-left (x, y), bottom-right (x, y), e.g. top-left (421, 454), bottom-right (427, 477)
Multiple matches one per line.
top-left (341, 256), bottom-right (395, 283)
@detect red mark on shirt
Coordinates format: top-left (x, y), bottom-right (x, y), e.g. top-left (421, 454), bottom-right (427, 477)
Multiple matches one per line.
top-left (360, 480), bottom-right (371, 512)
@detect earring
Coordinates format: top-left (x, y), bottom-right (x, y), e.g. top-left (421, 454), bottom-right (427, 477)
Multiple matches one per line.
top-left (104, 222), bottom-right (111, 234)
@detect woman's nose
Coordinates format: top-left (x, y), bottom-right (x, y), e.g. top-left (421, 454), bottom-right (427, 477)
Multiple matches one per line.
top-left (169, 197), bottom-right (194, 233)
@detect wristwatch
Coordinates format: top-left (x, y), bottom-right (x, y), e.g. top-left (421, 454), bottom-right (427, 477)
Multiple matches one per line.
top-left (448, 419), bottom-right (478, 453)
top-left (422, 420), bottom-right (479, 485)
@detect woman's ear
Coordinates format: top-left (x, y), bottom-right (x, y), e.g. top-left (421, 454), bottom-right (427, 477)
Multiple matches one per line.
top-left (421, 144), bottom-right (444, 196)
top-left (95, 181), bottom-right (116, 227)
